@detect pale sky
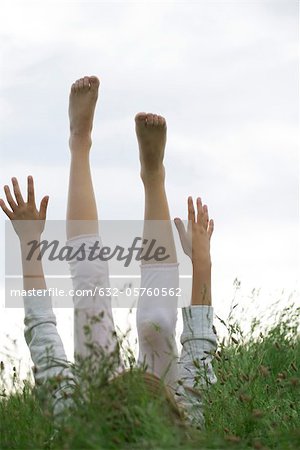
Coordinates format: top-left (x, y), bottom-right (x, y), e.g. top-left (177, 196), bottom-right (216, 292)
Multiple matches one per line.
top-left (0, 1), bottom-right (299, 382)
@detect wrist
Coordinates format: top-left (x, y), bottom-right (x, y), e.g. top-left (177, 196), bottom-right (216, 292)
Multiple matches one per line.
top-left (19, 235), bottom-right (41, 246)
top-left (191, 280), bottom-right (212, 306)
top-left (191, 264), bottom-right (212, 306)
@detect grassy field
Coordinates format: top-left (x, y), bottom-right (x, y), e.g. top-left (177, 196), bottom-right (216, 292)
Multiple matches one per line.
top-left (0, 303), bottom-right (299, 450)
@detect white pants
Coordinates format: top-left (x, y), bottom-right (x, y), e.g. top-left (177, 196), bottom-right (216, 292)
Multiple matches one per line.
top-left (67, 234), bottom-right (179, 389)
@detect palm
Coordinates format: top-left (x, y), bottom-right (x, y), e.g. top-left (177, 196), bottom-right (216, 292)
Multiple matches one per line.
top-left (0, 176), bottom-right (49, 240)
top-left (175, 197), bottom-right (214, 263)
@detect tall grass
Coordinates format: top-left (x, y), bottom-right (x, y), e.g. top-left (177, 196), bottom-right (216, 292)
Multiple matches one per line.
top-left (1, 303), bottom-right (299, 450)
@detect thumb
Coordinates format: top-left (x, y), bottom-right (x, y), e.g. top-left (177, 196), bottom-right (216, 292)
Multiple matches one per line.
top-left (174, 217), bottom-right (186, 240)
top-left (39, 196), bottom-right (49, 220)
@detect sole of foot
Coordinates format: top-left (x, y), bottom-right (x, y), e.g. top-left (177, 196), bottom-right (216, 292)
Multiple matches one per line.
top-left (69, 75), bottom-right (100, 151)
top-left (135, 112), bottom-right (167, 182)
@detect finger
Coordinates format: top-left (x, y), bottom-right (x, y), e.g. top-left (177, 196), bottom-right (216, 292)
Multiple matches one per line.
top-left (27, 176), bottom-right (36, 205)
top-left (11, 178), bottom-right (25, 205)
top-left (0, 198), bottom-right (13, 219)
top-left (208, 219), bottom-right (214, 239)
top-left (39, 196), bottom-right (49, 220)
top-left (4, 185), bottom-right (18, 211)
top-left (188, 196), bottom-right (195, 223)
top-left (196, 197), bottom-right (203, 223)
top-left (202, 204), bottom-right (209, 229)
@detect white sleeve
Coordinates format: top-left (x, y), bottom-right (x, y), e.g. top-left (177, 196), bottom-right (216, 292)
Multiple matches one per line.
top-left (23, 292), bottom-right (76, 419)
top-left (176, 305), bottom-right (217, 428)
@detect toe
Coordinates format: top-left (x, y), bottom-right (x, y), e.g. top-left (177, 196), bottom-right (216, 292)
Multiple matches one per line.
top-left (153, 114), bottom-right (159, 126)
top-left (75, 80), bottom-right (80, 92)
top-left (83, 76), bottom-right (90, 90)
top-left (158, 115), bottom-right (166, 127)
top-left (146, 113), bottom-right (154, 126)
top-left (71, 83), bottom-right (76, 93)
top-left (79, 78), bottom-right (84, 89)
top-left (89, 76), bottom-right (100, 90)
top-left (135, 112), bottom-right (147, 124)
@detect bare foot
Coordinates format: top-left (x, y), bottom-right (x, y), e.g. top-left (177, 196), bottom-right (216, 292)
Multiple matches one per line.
top-left (69, 76), bottom-right (100, 151)
top-left (135, 112), bottom-right (166, 182)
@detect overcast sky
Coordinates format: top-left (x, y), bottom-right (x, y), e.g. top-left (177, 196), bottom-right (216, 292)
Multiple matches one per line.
top-left (0, 1), bottom-right (299, 379)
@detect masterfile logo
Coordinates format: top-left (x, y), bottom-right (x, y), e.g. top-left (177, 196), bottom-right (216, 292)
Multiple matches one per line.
top-left (5, 220), bottom-right (192, 308)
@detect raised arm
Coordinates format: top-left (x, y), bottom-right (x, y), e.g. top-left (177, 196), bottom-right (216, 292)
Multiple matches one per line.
top-left (1, 176), bottom-right (49, 290)
top-left (0, 176), bottom-right (75, 418)
top-left (175, 196), bottom-right (213, 305)
top-left (174, 197), bottom-right (217, 428)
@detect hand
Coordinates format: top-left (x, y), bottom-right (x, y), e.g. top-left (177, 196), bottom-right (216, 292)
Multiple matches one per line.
top-left (174, 196), bottom-right (214, 268)
top-left (0, 176), bottom-right (49, 241)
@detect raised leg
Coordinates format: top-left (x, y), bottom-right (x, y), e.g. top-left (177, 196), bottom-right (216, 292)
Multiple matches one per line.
top-left (67, 76), bottom-right (121, 371)
top-left (67, 75), bottom-right (99, 239)
top-left (135, 112), bottom-right (179, 390)
top-left (135, 112), bottom-right (177, 263)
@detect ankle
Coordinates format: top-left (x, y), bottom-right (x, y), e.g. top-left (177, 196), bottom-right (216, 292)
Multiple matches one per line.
top-left (140, 166), bottom-right (165, 185)
top-left (69, 134), bottom-right (92, 153)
